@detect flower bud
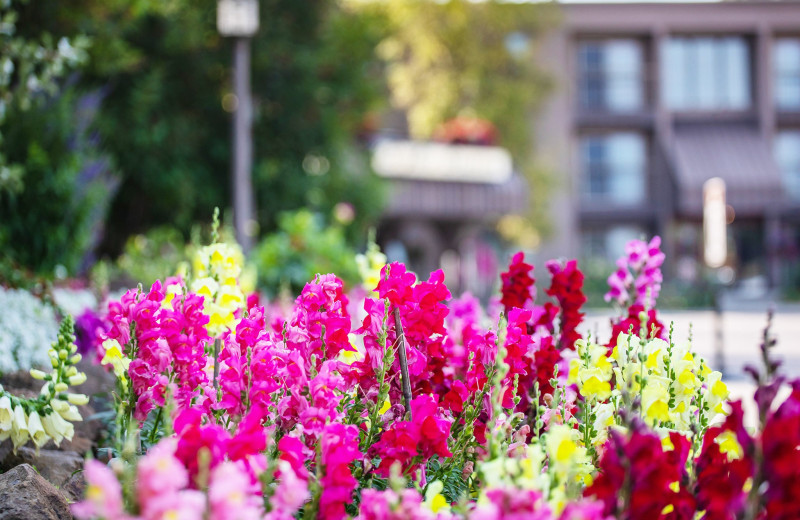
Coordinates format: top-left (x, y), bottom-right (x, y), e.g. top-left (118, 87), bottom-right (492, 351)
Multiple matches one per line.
top-left (29, 369), bottom-right (47, 380)
top-left (54, 383), bottom-right (68, 393)
top-left (68, 373), bottom-right (87, 386)
top-left (58, 351), bottom-right (68, 360)
top-left (66, 367), bottom-right (78, 377)
top-left (69, 354), bottom-right (82, 365)
top-left (67, 393), bottom-right (89, 406)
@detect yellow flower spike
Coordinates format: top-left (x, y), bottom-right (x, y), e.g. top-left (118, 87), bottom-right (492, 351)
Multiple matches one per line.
top-left (647, 401), bottom-right (671, 423)
top-left (581, 376), bottom-right (611, 401)
top-left (568, 359), bottom-right (580, 383)
top-left (715, 430), bottom-right (743, 461)
top-left (595, 354), bottom-right (612, 375)
top-left (645, 350), bottom-right (661, 370)
top-left (430, 494), bottom-right (448, 513)
top-left (678, 369), bottom-right (698, 388)
top-left (424, 481), bottom-right (451, 514)
top-left (711, 379), bottom-right (729, 400)
top-left (556, 438), bottom-right (577, 462)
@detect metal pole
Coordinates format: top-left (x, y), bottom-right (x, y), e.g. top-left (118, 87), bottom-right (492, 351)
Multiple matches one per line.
top-left (232, 37), bottom-right (255, 255)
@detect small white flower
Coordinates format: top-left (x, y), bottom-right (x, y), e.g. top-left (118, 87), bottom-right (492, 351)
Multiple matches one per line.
top-left (27, 410), bottom-right (50, 449)
top-left (42, 411), bottom-right (73, 446)
top-left (57, 404), bottom-right (82, 422)
top-left (0, 395), bottom-right (12, 441)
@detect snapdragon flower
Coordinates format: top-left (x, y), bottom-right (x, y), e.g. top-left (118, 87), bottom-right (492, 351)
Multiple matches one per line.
top-left (0, 315), bottom-right (88, 453)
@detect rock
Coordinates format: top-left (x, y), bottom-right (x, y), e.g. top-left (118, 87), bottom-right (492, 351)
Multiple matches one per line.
top-left (60, 471), bottom-right (86, 503)
top-left (0, 448), bottom-right (83, 489)
top-left (0, 463), bottom-right (72, 520)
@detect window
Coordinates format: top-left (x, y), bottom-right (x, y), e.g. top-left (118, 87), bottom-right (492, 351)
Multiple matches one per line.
top-left (775, 131), bottom-right (800, 200)
top-left (775, 39), bottom-right (800, 110)
top-left (578, 40), bottom-right (644, 112)
top-left (580, 133), bottom-right (646, 204)
top-left (662, 36), bottom-right (750, 111)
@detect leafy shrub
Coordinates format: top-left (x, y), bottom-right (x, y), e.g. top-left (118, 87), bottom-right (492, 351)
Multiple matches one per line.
top-left (252, 209), bottom-right (360, 296)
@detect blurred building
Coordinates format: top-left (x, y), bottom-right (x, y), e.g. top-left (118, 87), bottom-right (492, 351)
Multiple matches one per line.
top-left (535, 1), bottom-right (800, 289)
top-left (371, 136), bottom-right (528, 297)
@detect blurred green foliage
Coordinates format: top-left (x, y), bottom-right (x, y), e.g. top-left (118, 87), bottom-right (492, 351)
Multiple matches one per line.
top-left (0, 0), bottom-right (88, 194)
top-left (0, 88), bottom-right (114, 278)
top-left (97, 226), bottom-right (188, 290)
top-left (253, 209), bottom-right (360, 296)
top-left (7, 0), bottom-right (386, 274)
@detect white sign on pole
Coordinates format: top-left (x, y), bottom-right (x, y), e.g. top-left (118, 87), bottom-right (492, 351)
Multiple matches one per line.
top-left (217, 0), bottom-right (259, 37)
top-left (703, 177), bottom-right (727, 268)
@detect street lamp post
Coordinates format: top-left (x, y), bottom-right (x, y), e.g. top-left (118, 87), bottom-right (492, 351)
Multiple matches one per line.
top-left (217, 0), bottom-right (259, 255)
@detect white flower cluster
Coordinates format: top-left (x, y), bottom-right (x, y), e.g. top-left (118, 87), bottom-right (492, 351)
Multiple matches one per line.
top-left (0, 287), bottom-right (59, 374)
top-left (1, 314), bottom-right (88, 453)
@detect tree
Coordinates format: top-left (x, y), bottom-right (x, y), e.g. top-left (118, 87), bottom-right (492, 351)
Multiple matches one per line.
top-left (6, 0), bottom-right (387, 270)
top-left (355, 0), bottom-right (557, 245)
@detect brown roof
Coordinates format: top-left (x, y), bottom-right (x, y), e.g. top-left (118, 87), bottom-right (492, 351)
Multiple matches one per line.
top-left (671, 124), bottom-right (783, 218)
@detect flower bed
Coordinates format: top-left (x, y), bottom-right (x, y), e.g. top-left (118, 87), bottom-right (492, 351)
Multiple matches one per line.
top-left (2, 234), bottom-right (796, 520)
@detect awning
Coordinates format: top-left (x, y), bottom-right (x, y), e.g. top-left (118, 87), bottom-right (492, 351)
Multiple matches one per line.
top-left (672, 124), bottom-right (783, 218)
top-left (382, 175), bottom-right (529, 220)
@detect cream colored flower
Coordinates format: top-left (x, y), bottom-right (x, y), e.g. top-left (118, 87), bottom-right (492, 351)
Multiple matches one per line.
top-left (42, 411), bottom-right (74, 446)
top-left (27, 410), bottom-right (50, 449)
top-left (11, 405), bottom-right (29, 448)
top-left (0, 395), bottom-right (12, 441)
top-left (67, 393), bottom-right (89, 406)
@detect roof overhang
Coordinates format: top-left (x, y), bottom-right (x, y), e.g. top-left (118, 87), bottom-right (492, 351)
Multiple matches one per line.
top-left (671, 124), bottom-right (783, 218)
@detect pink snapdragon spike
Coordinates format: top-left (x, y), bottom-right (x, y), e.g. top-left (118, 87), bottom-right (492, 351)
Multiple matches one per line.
top-left (318, 423), bottom-right (361, 520)
top-left (266, 461), bottom-right (309, 520)
top-left (136, 439), bottom-right (189, 508)
top-left (356, 488), bottom-right (435, 520)
top-left (72, 459), bottom-right (127, 520)
top-left (604, 236), bottom-right (664, 309)
top-left (208, 461), bottom-right (264, 520)
top-left (470, 488), bottom-right (553, 520)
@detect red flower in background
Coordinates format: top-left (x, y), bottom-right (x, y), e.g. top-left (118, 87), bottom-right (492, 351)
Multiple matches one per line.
top-left (606, 304), bottom-right (666, 352)
top-left (761, 384), bottom-right (800, 520)
top-left (694, 401), bottom-right (753, 520)
top-left (500, 252), bottom-right (535, 313)
top-left (545, 259), bottom-right (586, 350)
